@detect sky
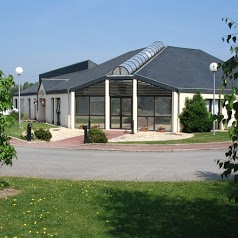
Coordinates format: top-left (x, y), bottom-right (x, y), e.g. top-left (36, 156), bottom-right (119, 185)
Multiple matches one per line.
top-left (1, 0), bottom-right (238, 84)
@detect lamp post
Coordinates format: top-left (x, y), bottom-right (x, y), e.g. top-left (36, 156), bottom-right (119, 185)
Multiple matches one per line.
top-left (209, 62), bottom-right (218, 136)
top-left (15, 67), bottom-right (23, 127)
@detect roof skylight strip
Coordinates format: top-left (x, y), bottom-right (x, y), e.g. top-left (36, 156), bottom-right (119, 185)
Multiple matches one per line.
top-left (112, 41), bottom-right (164, 75)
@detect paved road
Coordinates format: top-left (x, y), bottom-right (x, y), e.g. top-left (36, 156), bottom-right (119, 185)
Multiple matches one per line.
top-left (1, 146), bottom-right (228, 181)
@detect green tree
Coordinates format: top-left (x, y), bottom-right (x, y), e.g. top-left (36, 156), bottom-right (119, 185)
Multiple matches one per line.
top-left (0, 70), bottom-right (17, 166)
top-left (179, 91), bottom-right (213, 133)
top-left (10, 81), bottom-right (37, 98)
top-left (215, 18), bottom-right (238, 179)
top-left (23, 81), bottom-right (35, 90)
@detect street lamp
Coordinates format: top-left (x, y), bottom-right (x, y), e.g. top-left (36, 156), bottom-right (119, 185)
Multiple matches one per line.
top-left (209, 62), bottom-right (218, 136)
top-left (15, 67), bottom-right (23, 127)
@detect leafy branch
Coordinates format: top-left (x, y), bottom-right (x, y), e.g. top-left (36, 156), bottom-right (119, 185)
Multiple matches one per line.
top-left (215, 18), bottom-right (238, 190)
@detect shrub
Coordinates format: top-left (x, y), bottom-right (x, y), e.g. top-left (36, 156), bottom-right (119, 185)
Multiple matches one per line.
top-left (87, 128), bottom-right (108, 143)
top-left (179, 92), bottom-right (213, 133)
top-left (34, 128), bottom-right (52, 142)
top-left (10, 112), bottom-right (28, 121)
top-left (10, 111), bottom-right (18, 120)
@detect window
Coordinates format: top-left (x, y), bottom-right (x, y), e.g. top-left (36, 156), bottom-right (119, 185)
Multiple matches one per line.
top-left (138, 96), bottom-right (172, 131)
top-left (206, 99), bottom-right (219, 114)
top-left (138, 97), bottom-right (154, 116)
top-left (75, 96), bottom-right (105, 128)
top-left (76, 97), bottom-right (89, 115)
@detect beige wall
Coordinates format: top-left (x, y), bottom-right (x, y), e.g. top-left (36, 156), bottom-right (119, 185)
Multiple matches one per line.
top-left (13, 95), bottom-right (37, 120)
top-left (172, 92), bottom-right (226, 132)
top-left (44, 93), bottom-right (70, 127)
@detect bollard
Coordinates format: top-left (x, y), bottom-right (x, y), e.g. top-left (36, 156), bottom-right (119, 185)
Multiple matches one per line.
top-left (82, 125), bottom-right (88, 144)
top-left (88, 119), bottom-right (92, 129)
top-left (27, 123), bottom-right (32, 141)
top-left (131, 120), bottom-right (135, 134)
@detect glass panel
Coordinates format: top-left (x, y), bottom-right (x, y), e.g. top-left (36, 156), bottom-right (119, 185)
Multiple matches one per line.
top-left (75, 116), bottom-right (89, 128)
top-left (155, 97), bottom-right (171, 116)
top-left (122, 117), bottom-right (132, 129)
top-left (111, 116), bottom-right (120, 129)
top-left (208, 99), bottom-right (219, 114)
top-left (121, 98), bottom-right (131, 116)
top-left (206, 100), bottom-right (210, 112)
top-left (155, 116), bottom-right (171, 131)
top-left (111, 98), bottom-right (120, 116)
top-left (138, 97), bottom-right (154, 116)
top-left (76, 97), bottom-right (89, 115)
top-left (138, 117), bottom-right (154, 131)
top-left (90, 116), bottom-right (105, 129)
top-left (90, 97), bottom-right (104, 115)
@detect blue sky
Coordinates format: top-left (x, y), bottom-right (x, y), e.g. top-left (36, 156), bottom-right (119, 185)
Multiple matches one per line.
top-left (1, 0), bottom-right (238, 84)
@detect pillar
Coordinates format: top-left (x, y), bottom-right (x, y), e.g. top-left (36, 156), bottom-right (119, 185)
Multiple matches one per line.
top-left (133, 79), bottom-right (138, 133)
top-left (105, 79), bottom-right (110, 130)
top-left (70, 92), bottom-right (75, 129)
top-left (172, 91), bottom-right (179, 133)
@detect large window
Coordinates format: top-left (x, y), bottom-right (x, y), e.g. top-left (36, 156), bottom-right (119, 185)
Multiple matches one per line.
top-left (76, 96), bottom-right (105, 128)
top-left (138, 96), bottom-right (172, 131)
top-left (206, 99), bottom-right (219, 114)
top-left (206, 99), bottom-right (220, 129)
top-left (138, 97), bottom-right (154, 116)
top-left (76, 97), bottom-right (89, 115)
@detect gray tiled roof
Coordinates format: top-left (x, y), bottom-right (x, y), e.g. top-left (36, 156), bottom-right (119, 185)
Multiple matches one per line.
top-left (39, 45), bottom-right (227, 94)
top-left (39, 60), bottom-right (97, 80)
top-left (47, 48), bottom-right (143, 93)
top-left (41, 79), bottom-right (68, 92)
top-left (15, 83), bottom-right (39, 96)
top-left (135, 46), bottom-right (224, 93)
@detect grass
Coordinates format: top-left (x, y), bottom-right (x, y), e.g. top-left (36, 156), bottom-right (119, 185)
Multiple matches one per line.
top-left (5, 121), bottom-right (57, 139)
top-left (116, 131), bottom-right (231, 144)
top-left (0, 177), bottom-right (238, 238)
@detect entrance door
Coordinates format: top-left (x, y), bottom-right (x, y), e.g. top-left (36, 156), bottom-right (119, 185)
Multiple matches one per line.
top-left (111, 97), bottom-right (132, 129)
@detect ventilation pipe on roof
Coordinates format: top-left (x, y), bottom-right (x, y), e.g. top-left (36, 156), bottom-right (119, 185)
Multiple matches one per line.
top-left (112, 41), bottom-right (164, 75)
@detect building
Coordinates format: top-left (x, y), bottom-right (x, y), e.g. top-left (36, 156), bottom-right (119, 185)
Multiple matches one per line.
top-left (13, 83), bottom-right (39, 120)
top-left (14, 41), bottom-right (227, 132)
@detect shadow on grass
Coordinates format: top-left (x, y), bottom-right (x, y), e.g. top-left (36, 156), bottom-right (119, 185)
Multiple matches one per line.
top-left (99, 188), bottom-right (238, 238)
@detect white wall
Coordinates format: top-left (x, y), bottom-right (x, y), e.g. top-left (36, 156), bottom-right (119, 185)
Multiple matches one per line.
top-left (13, 95), bottom-right (37, 120)
top-left (44, 93), bottom-right (69, 127)
top-left (177, 92), bottom-right (226, 131)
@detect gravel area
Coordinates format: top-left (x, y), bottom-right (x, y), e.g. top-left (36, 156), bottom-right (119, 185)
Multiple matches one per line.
top-left (108, 131), bottom-right (194, 142)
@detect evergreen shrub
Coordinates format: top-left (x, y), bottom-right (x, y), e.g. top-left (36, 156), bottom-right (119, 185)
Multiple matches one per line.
top-left (179, 92), bottom-right (213, 133)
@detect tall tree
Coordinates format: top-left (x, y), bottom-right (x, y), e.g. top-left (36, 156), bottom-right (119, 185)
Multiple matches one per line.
top-left (0, 70), bottom-right (17, 166)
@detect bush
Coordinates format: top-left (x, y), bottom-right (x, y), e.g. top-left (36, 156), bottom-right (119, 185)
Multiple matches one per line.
top-left (10, 111), bottom-right (18, 120)
top-left (10, 112), bottom-right (28, 121)
top-left (34, 128), bottom-right (52, 142)
top-left (179, 92), bottom-right (213, 133)
top-left (87, 128), bottom-right (108, 143)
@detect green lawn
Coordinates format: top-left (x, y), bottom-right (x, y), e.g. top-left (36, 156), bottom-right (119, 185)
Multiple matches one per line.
top-left (117, 131), bottom-right (231, 144)
top-left (5, 122), bottom-right (57, 139)
top-left (0, 177), bottom-right (238, 238)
